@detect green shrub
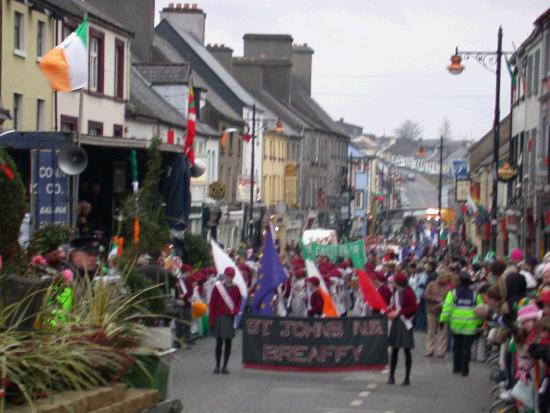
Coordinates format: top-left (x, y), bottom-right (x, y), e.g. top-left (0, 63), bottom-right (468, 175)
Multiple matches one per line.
top-left (0, 149), bottom-right (26, 261)
top-left (28, 224), bottom-right (76, 254)
top-left (183, 232), bottom-right (211, 268)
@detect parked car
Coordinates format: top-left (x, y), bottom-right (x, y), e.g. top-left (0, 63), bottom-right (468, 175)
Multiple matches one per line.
top-left (407, 173), bottom-right (415, 181)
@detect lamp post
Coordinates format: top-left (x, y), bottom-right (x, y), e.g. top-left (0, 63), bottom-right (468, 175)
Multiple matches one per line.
top-left (249, 104), bottom-right (256, 244)
top-left (448, 26), bottom-right (510, 253)
top-left (438, 134), bottom-right (443, 230)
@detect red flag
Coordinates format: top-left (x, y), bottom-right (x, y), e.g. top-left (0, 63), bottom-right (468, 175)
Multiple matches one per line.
top-left (183, 79), bottom-right (196, 165)
top-left (357, 270), bottom-right (388, 313)
top-left (0, 162), bottom-right (14, 180)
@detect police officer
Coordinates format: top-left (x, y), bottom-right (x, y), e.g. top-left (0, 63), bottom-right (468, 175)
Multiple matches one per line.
top-left (440, 271), bottom-right (483, 377)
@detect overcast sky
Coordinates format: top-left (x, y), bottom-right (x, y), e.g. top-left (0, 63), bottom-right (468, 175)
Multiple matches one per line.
top-left (156, 0), bottom-right (547, 141)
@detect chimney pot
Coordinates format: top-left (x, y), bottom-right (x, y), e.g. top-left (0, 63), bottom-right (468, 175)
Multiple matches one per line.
top-left (304, 43), bottom-right (308, 47)
top-left (169, 2), bottom-right (174, 8)
top-left (183, 3), bottom-right (189, 9)
top-left (191, 3), bottom-right (198, 9)
top-left (175, 3), bottom-right (182, 9)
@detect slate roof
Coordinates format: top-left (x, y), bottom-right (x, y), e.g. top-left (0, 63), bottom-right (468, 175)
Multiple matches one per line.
top-left (255, 89), bottom-right (309, 136)
top-left (151, 33), bottom-right (243, 124)
top-left (156, 20), bottom-right (265, 111)
top-left (42, 0), bottom-right (132, 35)
top-left (290, 78), bottom-right (349, 138)
top-left (128, 66), bottom-right (216, 136)
top-left (134, 64), bottom-right (191, 85)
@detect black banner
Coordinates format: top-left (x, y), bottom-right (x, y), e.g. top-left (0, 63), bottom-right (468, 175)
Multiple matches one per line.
top-left (242, 315), bottom-right (388, 371)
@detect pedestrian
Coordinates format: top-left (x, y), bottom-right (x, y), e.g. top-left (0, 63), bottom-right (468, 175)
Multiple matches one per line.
top-left (439, 271), bottom-right (483, 376)
top-left (307, 277), bottom-right (324, 317)
top-left (208, 267), bottom-right (242, 374)
top-left (387, 273), bottom-right (418, 386)
top-left (423, 272), bottom-right (451, 357)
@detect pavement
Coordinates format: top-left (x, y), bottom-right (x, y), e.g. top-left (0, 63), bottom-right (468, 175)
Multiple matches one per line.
top-left (168, 331), bottom-right (493, 413)
top-left (400, 169), bottom-right (438, 211)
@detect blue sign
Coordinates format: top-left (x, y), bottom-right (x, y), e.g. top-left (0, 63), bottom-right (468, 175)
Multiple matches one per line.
top-left (33, 150), bottom-right (69, 227)
top-left (452, 160), bottom-right (468, 180)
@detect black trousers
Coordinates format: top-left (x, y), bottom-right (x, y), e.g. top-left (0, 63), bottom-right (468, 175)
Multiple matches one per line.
top-left (452, 333), bottom-right (474, 375)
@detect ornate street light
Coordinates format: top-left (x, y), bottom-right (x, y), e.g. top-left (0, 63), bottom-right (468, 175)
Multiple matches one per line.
top-left (448, 27), bottom-right (512, 253)
top-left (447, 48), bottom-right (465, 75)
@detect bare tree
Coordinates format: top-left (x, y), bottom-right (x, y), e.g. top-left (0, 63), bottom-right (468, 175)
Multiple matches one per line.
top-left (439, 117), bottom-right (452, 140)
top-left (394, 119), bottom-right (423, 140)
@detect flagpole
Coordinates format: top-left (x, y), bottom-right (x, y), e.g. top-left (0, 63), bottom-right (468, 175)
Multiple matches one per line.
top-left (249, 104), bottom-right (256, 245)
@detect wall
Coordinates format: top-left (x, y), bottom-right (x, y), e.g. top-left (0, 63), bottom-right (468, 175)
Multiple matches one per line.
top-left (152, 84), bottom-right (189, 116)
top-left (261, 130), bottom-right (288, 207)
top-left (1, 0), bottom-right (54, 131)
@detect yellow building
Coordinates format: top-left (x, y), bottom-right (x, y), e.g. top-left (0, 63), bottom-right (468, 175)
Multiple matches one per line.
top-left (1, 0), bottom-right (55, 131)
top-left (261, 130), bottom-right (288, 207)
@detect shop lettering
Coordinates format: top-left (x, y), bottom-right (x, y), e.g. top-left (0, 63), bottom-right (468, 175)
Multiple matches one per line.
top-left (39, 206), bottom-right (67, 215)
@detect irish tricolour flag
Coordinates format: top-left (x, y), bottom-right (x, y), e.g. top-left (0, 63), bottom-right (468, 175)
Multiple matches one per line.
top-left (40, 16), bottom-right (88, 92)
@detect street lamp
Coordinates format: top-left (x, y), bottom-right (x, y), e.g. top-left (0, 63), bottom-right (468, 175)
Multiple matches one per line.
top-left (448, 27), bottom-right (512, 254)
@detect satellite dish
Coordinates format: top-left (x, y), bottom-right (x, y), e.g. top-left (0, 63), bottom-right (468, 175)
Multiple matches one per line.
top-left (57, 144), bottom-right (88, 175)
top-left (191, 158), bottom-right (206, 178)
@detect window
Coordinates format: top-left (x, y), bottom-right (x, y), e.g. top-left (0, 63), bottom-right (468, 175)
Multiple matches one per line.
top-left (14, 12), bottom-right (24, 53)
top-left (37, 21), bottom-right (45, 58)
top-left (238, 136), bottom-right (242, 156)
top-left (88, 120), bottom-right (103, 136)
top-left (89, 37), bottom-right (99, 92)
top-left (527, 54), bottom-right (533, 97)
top-left (113, 124), bottom-right (123, 138)
top-left (60, 115), bottom-right (78, 132)
top-left (36, 99), bottom-right (45, 130)
top-left (229, 133), bottom-right (234, 155)
top-left (88, 31), bottom-right (104, 93)
top-left (62, 24), bottom-right (73, 41)
top-left (355, 191), bottom-right (363, 209)
top-left (114, 40), bottom-right (124, 99)
top-left (13, 94), bottom-right (23, 130)
top-left (533, 50), bottom-right (540, 96)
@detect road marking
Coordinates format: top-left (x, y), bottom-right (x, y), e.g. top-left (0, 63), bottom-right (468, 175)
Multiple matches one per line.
top-left (384, 411), bottom-right (396, 413)
top-left (358, 391), bottom-right (370, 398)
top-left (367, 383), bottom-right (377, 390)
top-left (350, 399), bottom-right (363, 407)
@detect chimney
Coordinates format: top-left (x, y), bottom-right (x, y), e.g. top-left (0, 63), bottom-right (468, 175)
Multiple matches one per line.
top-left (206, 43), bottom-right (234, 73)
top-left (232, 57), bottom-right (263, 93)
top-left (291, 43), bottom-right (314, 95)
top-left (243, 33), bottom-right (293, 59)
top-left (160, 2), bottom-right (206, 44)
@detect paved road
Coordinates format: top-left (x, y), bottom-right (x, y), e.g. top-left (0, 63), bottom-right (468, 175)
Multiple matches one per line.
top-left (399, 169), bottom-right (439, 211)
top-left (168, 332), bottom-right (492, 413)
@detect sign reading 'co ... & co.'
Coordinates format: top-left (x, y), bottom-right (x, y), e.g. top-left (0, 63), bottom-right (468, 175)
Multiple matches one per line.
top-left (242, 315), bottom-right (388, 371)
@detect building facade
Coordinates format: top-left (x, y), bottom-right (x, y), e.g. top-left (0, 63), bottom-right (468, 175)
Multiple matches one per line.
top-left (1, 0), bottom-right (55, 132)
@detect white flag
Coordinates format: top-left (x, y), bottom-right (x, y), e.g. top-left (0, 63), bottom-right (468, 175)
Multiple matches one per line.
top-left (210, 240), bottom-right (248, 298)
